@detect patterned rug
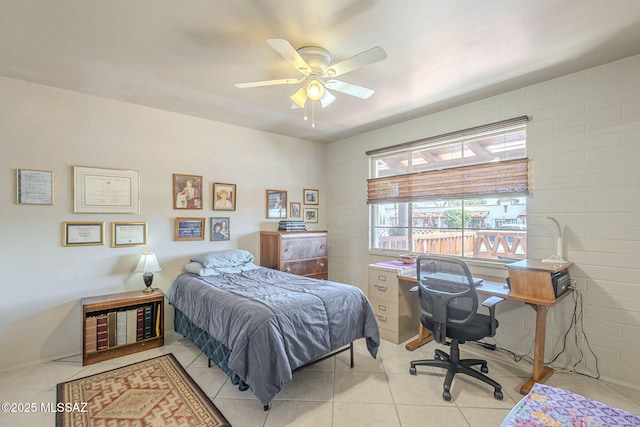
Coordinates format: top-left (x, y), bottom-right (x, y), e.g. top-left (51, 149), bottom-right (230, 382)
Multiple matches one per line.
top-left (56, 353), bottom-right (231, 426)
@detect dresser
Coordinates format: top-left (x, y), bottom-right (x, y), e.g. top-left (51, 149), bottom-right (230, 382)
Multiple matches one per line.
top-left (368, 261), bottom-right (421, 344)
top-left (260, 231), bottom-right (328, 280)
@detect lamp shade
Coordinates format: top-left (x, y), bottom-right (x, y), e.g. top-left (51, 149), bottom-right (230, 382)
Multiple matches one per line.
top-left (134, 252), bottom-right (161, 273)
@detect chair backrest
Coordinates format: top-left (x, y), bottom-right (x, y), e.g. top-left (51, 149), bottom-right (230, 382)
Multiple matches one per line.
top-left (416, 254), bottom-right (479, 343)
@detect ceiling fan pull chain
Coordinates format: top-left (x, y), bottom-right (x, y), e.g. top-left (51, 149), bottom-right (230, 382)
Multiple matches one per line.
top-left (312, 100), bottom-right (316, 128)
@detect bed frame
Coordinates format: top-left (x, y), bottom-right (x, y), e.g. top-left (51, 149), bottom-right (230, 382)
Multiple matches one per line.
top-left (175, 308), bottom-right (355, 410)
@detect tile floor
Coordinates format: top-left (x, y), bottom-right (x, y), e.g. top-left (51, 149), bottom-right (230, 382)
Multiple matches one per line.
top-left (1, 330), bottom-right (639, 426)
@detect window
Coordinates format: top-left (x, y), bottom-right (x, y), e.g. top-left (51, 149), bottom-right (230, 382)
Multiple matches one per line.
top-left (367, 116), bottom-right (528, 261)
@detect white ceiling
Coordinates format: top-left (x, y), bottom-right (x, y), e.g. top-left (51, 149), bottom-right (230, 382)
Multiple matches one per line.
top-left (2, 1), bottom-right (640, 143)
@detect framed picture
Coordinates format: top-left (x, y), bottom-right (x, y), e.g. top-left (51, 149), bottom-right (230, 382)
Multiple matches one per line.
top-left (173, 174), bottom-right (203, 210)
top-left (62, 222), bottom-right (105, 247)
top-left (175, 217), bottom-right (205, 241)
top-left (266, 189), bottom-right (287, 219)
top-left (304, 207), bottom-right (318, 223)
top-left (290, 202), bottom-right (301, 219)
top-left (16, 169), bottom-right (54, 205)
top-left (111, 222), bottom-right (148, 247)
top-left (213, 183), bottom-right (236, 211)
top-left (304, 189), bottom-right (319, 205)
top-left (73, 166), bottom-right (140, 214)
top-left (210, 217), bottom-right (230, 241)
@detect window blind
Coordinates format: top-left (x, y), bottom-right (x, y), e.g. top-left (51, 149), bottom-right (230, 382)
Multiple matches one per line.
top-left (366, 158), bottom-right (529, 204)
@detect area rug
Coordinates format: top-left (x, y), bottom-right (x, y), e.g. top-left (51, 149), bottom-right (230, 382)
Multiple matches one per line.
top-left (57, 353), bottom-right (231, 427)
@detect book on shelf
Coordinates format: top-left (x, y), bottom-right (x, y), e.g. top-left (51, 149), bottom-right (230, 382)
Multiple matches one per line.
top-left (116, 311), bottom-right (127, 345)
top-left (136, 306), bottom-right (145, 341)
top-left (143, 305), bottom-right (153, 339)
top-left (96, 313), bottom-right (108, 351)
top-left (126, 309), bottom-right (137, 344)
top-left (85, 316), bottom-right (97, 354)
top-left (107, 312), bottom-right (117, 348)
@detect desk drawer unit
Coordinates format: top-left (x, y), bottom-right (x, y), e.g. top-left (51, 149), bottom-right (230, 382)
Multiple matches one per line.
top-left (368, 263), bottom-right (420, 344)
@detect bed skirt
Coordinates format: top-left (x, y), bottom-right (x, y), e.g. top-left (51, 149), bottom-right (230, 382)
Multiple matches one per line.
top-left (174, 308), bottom-right (249, 390)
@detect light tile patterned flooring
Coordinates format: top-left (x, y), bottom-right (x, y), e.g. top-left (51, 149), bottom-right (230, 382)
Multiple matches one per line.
top-left (1, 330), bottom-right (639, 426)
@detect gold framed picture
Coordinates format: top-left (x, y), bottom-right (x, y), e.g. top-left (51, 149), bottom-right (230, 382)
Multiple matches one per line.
top-left (213, 183), bottom-right (236, 211)
top-left (266, 189), bottom-right (287, 219)
top-left (303, 189), bottom-right (319, 205)
top-left (111, 222), bottom-right (148, 247)
top-left (62, 222), bottom-right (105, 247)
top-left (173, 174), bottom-right (203, 210)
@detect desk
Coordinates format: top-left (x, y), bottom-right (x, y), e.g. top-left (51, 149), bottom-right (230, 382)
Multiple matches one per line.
top-left (398, 260), bottom-right (572, 395)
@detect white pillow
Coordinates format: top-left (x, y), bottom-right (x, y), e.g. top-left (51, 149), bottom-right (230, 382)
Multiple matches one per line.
top-left (190, 249), bottom-right (255, 268)
top-left (184, 261), bottom-right (219, 277)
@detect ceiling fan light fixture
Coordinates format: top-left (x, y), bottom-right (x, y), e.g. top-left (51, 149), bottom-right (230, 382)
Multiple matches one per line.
top-left (290, 87), bottom-right (307, 108)
top-left (306, 79), bottom-right (325, 101)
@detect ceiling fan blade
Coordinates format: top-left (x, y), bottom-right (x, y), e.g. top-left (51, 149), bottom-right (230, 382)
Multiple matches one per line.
top-left (324, 46), bottom-right (387, 78)
top-left (235, 78), bottom-right (303, 88)
top-left (320, 89), bottom-right (336, 108)
top-left (267, 39), bottom-right (312, 75)
top-left (325, 80), bottom-right (375, 99)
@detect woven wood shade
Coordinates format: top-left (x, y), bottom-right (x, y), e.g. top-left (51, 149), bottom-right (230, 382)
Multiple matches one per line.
top-left (367, 158), bottom-right (529, 204)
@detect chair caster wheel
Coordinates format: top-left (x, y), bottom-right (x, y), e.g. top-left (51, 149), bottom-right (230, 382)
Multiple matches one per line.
top-left (494, 390), bottom-right (503, 400)
top-left (443, 391), bottom-right (451, 401)
top-left (481, 365), bottom-right (488, 373)
top-left (409, 366), bottom-right (417, 375)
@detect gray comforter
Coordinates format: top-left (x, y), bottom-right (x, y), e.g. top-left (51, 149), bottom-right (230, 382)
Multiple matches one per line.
top-left (168, 267), bottom-right (380, 405)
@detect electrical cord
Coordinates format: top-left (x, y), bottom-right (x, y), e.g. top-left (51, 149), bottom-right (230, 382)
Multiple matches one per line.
top-left (547, 285), bottom-right (600, 379)
top-left (473, 285), bottom-right (599, 380)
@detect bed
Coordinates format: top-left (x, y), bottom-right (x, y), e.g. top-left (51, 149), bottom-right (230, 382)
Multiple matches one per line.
top-left (501, 383), bottom-right (640, 426)
top-left (168, 249), bottom-right (380, 408)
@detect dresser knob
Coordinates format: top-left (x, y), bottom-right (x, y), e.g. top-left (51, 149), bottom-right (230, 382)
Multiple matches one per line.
top-left (284, 247), bottom-right (290, 252)
top-left (320, 245), bottom-right (325, 250)
top-left (285, 267), bottom-right (290, 272)
top-left (319, 263), bottom-right (325, 267)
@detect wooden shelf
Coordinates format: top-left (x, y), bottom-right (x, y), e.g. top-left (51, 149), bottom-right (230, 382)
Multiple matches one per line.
top-left (82, 290), bottom-right (164, 366)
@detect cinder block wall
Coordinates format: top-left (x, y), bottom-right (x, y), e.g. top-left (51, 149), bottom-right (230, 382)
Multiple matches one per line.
top-left (326, 54), bottom-right (640, 390)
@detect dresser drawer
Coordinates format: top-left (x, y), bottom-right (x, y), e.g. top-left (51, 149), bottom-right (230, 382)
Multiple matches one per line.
top-left (370, 298), bottom-right (399, 333)
top-left (280, 234), bottom-right (327, 259)
top-left (368, 269), bottom-right (398, 303)
top-left (282, 258), bottom-right (328, 276)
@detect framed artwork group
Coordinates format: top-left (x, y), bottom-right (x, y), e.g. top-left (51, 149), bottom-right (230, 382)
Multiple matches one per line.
top-left (17, 163), bottom-right (321, 246)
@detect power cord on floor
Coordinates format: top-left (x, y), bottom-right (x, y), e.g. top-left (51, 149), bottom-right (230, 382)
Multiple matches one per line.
top-left (474, 285), bottom-right (599, 380)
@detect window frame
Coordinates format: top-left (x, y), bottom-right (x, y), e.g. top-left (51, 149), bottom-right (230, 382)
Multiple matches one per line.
top-left (367, 117), bottom-right (528, 262)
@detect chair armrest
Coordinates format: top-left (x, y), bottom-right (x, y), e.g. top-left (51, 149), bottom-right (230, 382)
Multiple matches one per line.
top-left (482, 296), bottom-right (504, 337)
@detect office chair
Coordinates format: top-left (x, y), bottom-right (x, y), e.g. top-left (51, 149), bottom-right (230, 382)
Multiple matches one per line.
top-left (409, 254), bottom-right (504, 401)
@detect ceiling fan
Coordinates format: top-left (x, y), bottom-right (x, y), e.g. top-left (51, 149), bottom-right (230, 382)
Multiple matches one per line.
top-left (235, 39), bottom-right (387, 126)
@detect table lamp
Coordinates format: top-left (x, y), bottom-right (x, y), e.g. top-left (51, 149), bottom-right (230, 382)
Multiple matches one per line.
top-left (134, 252), bottom-right (161, 293)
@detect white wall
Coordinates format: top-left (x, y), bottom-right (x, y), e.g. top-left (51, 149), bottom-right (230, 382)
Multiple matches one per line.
top-left (326, 55), bottom-right (640, 390)
top-left (0, 76), bottom-right (327, 370)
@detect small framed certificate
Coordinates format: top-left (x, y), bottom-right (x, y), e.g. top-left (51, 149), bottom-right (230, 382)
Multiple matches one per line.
top-left (62, 222), bottom-right (105, 247)
top-left (17, 169), bottom-right (54, 205)
top-left (111, 222), bottom-right (148, 247)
